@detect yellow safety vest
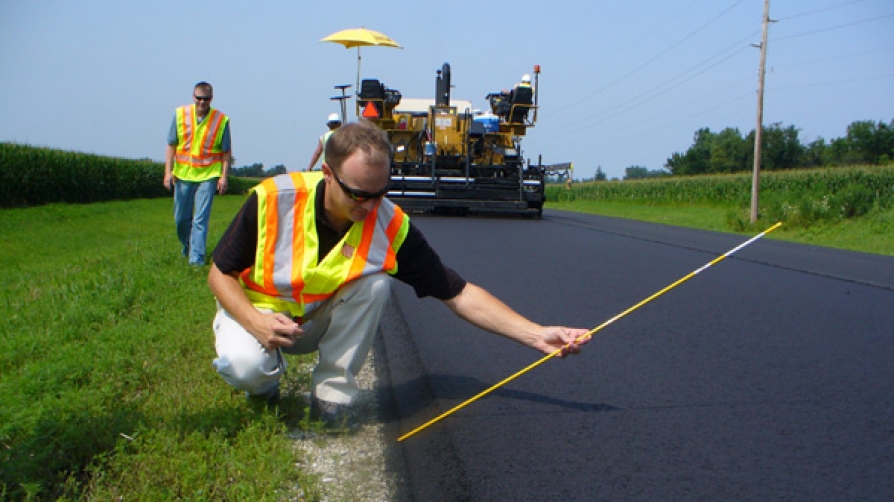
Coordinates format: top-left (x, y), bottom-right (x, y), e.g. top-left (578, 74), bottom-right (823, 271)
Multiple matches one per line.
top-left (239, 172), bottom-right (410, 317)
top-left (173, 104), bottom-right (229, 182)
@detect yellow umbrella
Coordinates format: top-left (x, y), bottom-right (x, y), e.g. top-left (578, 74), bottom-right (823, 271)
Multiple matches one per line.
top-left (320, 27), bottom-right (402, 100)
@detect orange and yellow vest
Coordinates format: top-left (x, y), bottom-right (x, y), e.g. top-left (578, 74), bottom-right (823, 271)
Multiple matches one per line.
top-left (173, 104), bottom-right (229, 182)
top-left (239, 172), bottom-right (410, 317)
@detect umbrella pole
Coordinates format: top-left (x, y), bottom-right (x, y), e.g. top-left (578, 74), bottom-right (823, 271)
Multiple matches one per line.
top-left (356, 47), bottom-right (362, 115)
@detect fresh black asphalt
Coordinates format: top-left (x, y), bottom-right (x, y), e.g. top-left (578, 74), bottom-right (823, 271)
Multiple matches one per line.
top-left (375, 209), bottom-right (894, 501)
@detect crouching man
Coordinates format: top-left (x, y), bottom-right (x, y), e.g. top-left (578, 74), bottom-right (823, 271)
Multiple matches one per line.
top-left (208, 120), bottom-right (590, 428)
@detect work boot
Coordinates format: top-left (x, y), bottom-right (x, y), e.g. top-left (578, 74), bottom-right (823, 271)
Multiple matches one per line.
top-left (310, 396), bottom-right (362, 432)
top-left (246, 387), bottom-right (281, 408)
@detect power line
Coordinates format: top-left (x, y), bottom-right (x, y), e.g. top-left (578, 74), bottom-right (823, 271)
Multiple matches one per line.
top-left (768, 73), bottom-right (894, 91)
top-left (775, 11), bottom-right (894, 42)
top-left (545, 6), bottom-right (891, 144)
top-left (778, 0), bottom-right (869, 21)
top-left (777, 44), bottom-right (894, 69)
top-left (533, 2), bottom-right (891, 177)
top-left (541, 32), bottom-right (757, 140)
top-left (547, 0), bottom-right (750, 117)
top-left (547, 48), bottom-right (751, 140)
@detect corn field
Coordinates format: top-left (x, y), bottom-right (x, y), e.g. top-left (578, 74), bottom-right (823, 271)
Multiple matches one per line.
top-left (0, 143), bottom-right (254, 208)
top-left (547, 165), bottom-right (894, 228)
top-left (551, 166), bottom-right (891, 205)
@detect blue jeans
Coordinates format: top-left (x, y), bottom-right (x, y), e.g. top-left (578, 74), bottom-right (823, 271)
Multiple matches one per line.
top-left (173, 178), bottom-right (217, 265)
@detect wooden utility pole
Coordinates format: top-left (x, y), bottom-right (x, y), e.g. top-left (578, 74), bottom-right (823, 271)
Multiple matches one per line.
top-left (751, 0), bottom-right (771, 223)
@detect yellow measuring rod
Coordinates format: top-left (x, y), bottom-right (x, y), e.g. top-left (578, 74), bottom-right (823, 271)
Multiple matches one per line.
top-left (398, 222), bottom-right (783, 442)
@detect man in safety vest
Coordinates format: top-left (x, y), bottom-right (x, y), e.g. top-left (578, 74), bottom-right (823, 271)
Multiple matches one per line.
top-left (164, 81), bottom-right (232, 266)
top-left (305, 112), bottom-right (342, 171)
top-left (208, 120), bottom-right (590, 429)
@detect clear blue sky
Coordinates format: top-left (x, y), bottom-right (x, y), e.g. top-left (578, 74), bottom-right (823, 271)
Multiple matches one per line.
top-left (1, 0), bottom-right (891, 181)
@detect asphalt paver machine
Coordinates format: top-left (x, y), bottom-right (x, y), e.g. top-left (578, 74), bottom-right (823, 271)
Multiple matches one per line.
top-left (354, 63), bottom-right (546, 218)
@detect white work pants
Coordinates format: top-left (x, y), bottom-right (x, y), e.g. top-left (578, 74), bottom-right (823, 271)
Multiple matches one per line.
top-left (212, 273), bottom-right (392, 404)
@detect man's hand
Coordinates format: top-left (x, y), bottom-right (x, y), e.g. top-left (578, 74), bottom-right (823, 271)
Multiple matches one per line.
top-left (217, 177), bottom-right (228, 195)
top-left (208, 263), bottom-right (309, 352)
top-left (164, 144), bottom-right (176, 190)
top-left (534, 326), bottom-right (591, 358)
top-left (444, 282), bottom-right (592, 358)
top-left (251, 312), bottom-right (308, 351)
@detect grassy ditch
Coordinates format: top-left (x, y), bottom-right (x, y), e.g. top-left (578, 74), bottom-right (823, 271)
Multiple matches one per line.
top-left (0, 196), bottom-right (325, 501)
top-left (547, 165), bottom-right (894, 256)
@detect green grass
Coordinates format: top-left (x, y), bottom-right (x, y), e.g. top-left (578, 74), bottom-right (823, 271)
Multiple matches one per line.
top-left (545, 199), bottom-right (894, 256)
top-left (0, 196), bottom-right (325, 501)
top-left (546, 165), bottom-right (894, 257)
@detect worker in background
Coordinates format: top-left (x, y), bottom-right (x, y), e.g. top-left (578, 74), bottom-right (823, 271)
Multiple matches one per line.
top-left (514, 73), bottom-right (533, 91)
top-left (489, 73), bottom-right (534, 119)
top-left (500, 73), bottom-right (533, 96)
top-left (306, 113), bottom-right (342, 171)
top-left (208, 120), bottom-right (591, 430)
top-left (164, 81), bottom-right (231, 267)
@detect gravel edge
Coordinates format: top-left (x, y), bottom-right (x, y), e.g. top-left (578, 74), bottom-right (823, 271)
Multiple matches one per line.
top-left (289, 349), bottom-right (398, 502)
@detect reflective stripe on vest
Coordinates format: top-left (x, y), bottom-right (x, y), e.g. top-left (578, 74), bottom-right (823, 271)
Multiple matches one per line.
top-left (173, 105), bottom-right (229, 181)
top-left (239, 172), bottom-right (410, 317)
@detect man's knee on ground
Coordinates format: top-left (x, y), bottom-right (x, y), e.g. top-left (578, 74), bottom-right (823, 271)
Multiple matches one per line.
top-left (212, 350), bottom-right (279, 394)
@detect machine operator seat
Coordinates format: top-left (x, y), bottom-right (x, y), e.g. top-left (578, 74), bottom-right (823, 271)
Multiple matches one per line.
top-left (486, 92), bottom-right (511, 118)
top-left (508, 86), bottom-right (533, 124)
top-left (359, 79), bottom-right (386, 117)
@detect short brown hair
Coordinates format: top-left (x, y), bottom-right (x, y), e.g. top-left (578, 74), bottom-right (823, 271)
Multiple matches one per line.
top-left (324, 120), bottom-right (392, 172)
top-left (194, 81), bottom-right (213, 95)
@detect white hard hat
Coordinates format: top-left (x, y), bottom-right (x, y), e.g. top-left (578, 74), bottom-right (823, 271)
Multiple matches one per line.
top-left (521, 74), bottom-right (531, 84)
top-left (326, 113), bottom-right (341, 124)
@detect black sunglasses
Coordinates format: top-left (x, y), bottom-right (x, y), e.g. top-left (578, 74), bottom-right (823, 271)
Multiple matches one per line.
top-left (194, 95), bottom-right (213, 102)
top-left (332, 171), bottom-right (389, 202)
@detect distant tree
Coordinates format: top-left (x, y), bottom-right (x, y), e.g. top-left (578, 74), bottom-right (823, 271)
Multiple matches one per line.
top-left (665, 151), bottom-right (686, 175)
top-left (667, 118), bottom-right (893, 176)
top-left (666, 127), bottom-right (713, 175)
top-left (624, 166), bottom-right (649, 179)
top-left (816, 120), bottom-right (894, 166)
top-left (827, 136), bottom-right (851, 165)
top-left (759, 123), bottom-right (804, 170)
top-left (232, 162), bottom-right (265, 177)
top-left (624, 165), bottom-right (670, 180)
top-left (803, 138), bottom-right (828, 168)
top-left (231, 163), bottom-right (290, 178)
top-left (842, 120), bottom-right (894, 165)
top-left (709, 127), bottom-right (748, 173)
top-left (594, 166), bottom-right (607, 181)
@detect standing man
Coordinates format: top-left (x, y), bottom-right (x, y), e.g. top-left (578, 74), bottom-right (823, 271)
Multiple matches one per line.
top-left (164, 81), bottom-right (232, 266)
top-left (305, 113), bottom-right (342, 171)
top-left (209, 120), bottom-right (590, 428)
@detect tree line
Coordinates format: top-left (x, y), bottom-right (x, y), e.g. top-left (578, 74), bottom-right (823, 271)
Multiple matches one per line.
top-left (623, 119), bottom-right (894, 180)
top-left (230, 162), bottom-right (287, 178)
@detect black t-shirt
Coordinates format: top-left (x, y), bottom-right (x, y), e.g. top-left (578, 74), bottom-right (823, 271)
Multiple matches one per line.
top-left (212, 180), bottom-right (466, 300)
